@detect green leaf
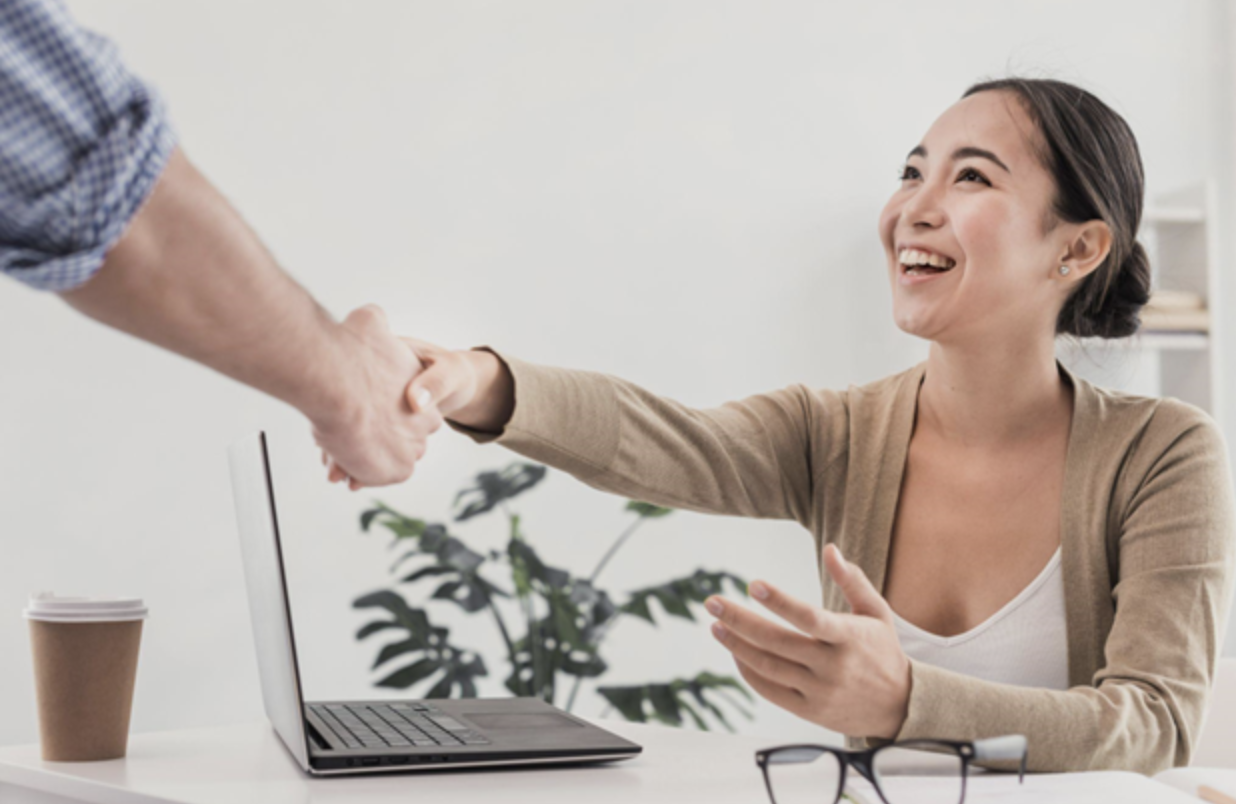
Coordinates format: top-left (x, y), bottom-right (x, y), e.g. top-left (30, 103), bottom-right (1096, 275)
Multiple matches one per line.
top-left (647, 684), bottom-right (682, 725)
top-left (678, 698), bottom-right (709, 731)
top-left (453, 463), bottom-right (548, 521)
top-left (619, 595), bottom-right (654, 624)
top-left (374, 657), bottom-right (439, 688)
top-left (597, 686), bottom-right (647, 722)
top-left (372, 638), bottom-right (420, 670)
top-left (596, 673), bottom-right (753, 731)
top-left (360, 507), bottom-right (384, 532)
top-left (625, 501), bottom-right (674, 519)
top-left (352, 588), bottom-right (488, 699)
top-left (619, 570), bottom-right (748, 626)
top-left (355, 621), bottom-right (401, 640)
top-left (399, 565), bottom-right (455, 584)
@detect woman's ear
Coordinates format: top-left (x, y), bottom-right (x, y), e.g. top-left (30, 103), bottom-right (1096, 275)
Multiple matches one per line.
top-left (1060, 220), bottom-right (1113, 280)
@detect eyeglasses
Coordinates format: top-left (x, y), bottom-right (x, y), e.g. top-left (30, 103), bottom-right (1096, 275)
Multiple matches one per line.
top-left (755, 734), bottom-right (1027, 804)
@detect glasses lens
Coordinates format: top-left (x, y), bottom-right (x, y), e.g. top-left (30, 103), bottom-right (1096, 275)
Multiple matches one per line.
top-left (765, 747), bottom-right (844, 804)
top-left (871, 741), bottom-right (965, 804)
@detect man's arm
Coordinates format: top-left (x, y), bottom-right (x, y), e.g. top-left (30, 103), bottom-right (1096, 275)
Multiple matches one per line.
top-left (0, 0), bottom-right (430, 487)
top-left (61, 147), bottom-right (434, 487)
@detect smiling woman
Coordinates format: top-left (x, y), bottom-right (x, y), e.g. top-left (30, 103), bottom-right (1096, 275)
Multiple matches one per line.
top-left (327, 76), bottom-right (1236, 776)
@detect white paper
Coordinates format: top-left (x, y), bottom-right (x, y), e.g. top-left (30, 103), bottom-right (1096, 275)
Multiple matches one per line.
top-left (842, 769), bottom-right (1198, 803)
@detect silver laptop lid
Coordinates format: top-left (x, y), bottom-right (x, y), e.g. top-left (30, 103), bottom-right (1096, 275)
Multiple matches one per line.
top-left (228, 431), bottom-right (312, 770)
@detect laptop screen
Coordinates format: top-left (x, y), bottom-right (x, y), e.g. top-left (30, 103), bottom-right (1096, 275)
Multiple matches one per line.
top-left (228, 431), bottom-right (313, 769)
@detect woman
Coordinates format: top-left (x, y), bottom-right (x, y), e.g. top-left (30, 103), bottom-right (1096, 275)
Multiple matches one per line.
top-left (332, 78), bottom-right (1236, 774)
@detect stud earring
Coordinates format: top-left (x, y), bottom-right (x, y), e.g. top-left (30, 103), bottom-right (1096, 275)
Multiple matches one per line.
top-left (1059, 264), bottom-right (1070, 276)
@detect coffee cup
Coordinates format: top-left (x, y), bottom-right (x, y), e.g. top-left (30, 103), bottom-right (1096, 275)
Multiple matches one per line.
top-left (24, 592), bottom-right (148, 761)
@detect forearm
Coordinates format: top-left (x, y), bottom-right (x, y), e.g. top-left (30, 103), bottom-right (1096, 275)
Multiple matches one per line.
top-left (444, 347), bottom-right (818, 522)
top-left (867, 659), bottom-right (1186, 774)
top-left (61, 147), bottom-right (354, 425)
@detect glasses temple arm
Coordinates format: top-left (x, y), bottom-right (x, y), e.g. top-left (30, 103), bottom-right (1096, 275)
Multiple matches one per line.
top-left (971, 734), bottom-right (1028, 782)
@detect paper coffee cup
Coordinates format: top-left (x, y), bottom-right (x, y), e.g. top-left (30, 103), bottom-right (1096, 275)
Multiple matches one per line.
top-left (25, 592), bottom-right (148, 761)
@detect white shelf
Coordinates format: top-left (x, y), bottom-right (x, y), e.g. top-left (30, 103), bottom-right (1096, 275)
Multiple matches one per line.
top-left (1144, 205), bottom-right (1206, 225)
top-left (1058, 181), bottom-right (1222, 417)
top-left (1064, 332), bottom-right (1210, 352)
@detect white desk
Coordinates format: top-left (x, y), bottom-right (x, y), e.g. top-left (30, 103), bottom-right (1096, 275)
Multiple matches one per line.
top-left (0, 717), bottom-right (1199, 804)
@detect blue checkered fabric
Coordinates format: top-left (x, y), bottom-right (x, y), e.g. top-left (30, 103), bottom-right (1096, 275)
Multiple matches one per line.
top-left (0, 0), bottom-right (176, 292)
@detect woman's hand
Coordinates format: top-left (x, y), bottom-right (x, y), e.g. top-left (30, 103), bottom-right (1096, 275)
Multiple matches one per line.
top-left (704, 543), bottom-right (911, 739)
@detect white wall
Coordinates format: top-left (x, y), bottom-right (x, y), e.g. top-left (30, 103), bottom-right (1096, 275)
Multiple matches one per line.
top-left (1, 0), bottom-right (1232, 749)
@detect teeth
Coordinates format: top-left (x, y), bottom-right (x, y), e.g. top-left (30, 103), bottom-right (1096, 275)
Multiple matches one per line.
top-left (898, 248), bottom-right (956, 269)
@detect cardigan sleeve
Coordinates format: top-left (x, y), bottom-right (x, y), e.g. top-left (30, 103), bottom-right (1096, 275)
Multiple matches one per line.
top-left (865, 408), bottom-right (1236, 775)
top-left (446, 347), bottom-right (847, 526)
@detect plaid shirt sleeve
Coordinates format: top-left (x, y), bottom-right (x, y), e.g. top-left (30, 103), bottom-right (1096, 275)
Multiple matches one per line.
top-left (0, 0), bottom-right (176, 292)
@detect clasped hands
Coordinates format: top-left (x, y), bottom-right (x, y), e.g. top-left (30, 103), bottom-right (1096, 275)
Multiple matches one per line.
top-left (706, 543), bottom-right (913, 740)
top-left (307, 304), bottom-right (487, 490)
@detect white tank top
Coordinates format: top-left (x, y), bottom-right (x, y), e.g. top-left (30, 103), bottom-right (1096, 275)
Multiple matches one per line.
top-left (891, 546), bottom-right (1070, 690)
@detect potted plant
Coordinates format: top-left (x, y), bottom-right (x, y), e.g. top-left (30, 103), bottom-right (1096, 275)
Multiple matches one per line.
top-left (353, 461), bottom-right (754, 730)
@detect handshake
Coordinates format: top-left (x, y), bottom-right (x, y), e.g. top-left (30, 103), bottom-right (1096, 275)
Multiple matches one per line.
top-left (309, 305), bottom-right (513, 490)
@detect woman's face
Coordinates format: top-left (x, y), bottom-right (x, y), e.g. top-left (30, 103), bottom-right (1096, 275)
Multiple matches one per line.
top-left (878, 90), bottom-right (1069, 346)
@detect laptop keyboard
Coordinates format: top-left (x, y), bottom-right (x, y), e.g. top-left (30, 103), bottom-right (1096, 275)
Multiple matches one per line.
top-left (309, 702), bottom-right (491, 749)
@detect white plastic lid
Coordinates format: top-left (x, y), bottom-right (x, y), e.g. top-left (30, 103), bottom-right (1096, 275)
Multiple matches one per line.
top-left (23, 592), bottom-right (148, 623)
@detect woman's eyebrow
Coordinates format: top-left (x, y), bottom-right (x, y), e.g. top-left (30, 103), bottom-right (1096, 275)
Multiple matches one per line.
top-left (906, 144), bottom-right (1012, 174)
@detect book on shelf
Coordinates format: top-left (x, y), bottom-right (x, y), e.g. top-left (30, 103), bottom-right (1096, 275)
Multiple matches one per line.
top-left (1147, 289), bottom-right (1205, 311)
top-left (1140, 308), bottom-right (1210, 333)
top-left (1141, 290), bottom-right (1209, 332)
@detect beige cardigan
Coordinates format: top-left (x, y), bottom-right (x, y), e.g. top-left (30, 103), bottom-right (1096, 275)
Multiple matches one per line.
top-left (450, 349), bottom-right (1236, 774)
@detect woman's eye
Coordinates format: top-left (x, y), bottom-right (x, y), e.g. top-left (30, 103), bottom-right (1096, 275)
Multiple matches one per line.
top-left (897, 164), bottom-right (990, 185)
top-left (958, 167), bottom-right (990, 185)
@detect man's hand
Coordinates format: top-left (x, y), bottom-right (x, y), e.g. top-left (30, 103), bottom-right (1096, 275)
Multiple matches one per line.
top-left (311, 305), bottom-right (443, 490)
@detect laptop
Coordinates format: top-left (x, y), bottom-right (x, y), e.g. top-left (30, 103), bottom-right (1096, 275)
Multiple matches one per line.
top-left (228, 431), bottom-right (643, 775)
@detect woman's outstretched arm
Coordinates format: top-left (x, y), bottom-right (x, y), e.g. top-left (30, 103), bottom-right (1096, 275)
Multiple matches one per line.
top-left (400, 340), bottom-right (851, 527)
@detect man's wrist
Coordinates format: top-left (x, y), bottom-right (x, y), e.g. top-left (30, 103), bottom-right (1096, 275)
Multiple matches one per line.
top-left (289, 318), bottom-right (368, 430)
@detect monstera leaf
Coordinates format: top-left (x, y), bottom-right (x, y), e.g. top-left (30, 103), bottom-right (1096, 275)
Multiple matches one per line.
top-left (360, 502), bottom-right (429, 542)
top-left (597, 672), bottom-right (753, 731)
top-left (502, 541), bottom-right (613, 700)
top-left (353, 590), bottom-right (487, 697)
top-left (504, 587), bottom-right (609, 701)
top-left (453, 463), bottom-right (547, 521)
top-left (619, 569), bottom-right (749, 625)
top-left (362, 509), bottom-right (511, 615)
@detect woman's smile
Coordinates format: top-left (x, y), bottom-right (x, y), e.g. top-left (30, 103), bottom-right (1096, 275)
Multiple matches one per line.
top-left (898, 265), bottom-right (958, 286)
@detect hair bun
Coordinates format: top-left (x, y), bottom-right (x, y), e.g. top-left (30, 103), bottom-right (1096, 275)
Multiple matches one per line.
top-left (1061, 241), bottom-right (1151, 339)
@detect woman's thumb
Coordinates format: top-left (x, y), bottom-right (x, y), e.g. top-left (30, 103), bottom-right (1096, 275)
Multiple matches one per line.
top-left (406, 372), bottom-right (443, 414)
top-left (824, 544), bottom-right (894, 624)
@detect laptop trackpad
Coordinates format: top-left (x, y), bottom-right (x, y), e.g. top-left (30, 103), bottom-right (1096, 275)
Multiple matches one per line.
top-left (467, 713), bottom-right (583, 730)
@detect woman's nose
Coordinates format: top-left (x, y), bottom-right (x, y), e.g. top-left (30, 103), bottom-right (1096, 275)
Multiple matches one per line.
top-left (902, 181), bottom-right (947, 228)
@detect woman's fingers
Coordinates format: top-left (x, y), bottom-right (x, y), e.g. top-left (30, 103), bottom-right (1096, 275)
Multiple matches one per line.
top-left (732, 657), bottom-right (805, 717)
top-left (711, 621), bottom-right (812, 691)
top-left (405, 352), bottom-right (474, 416)
top-left (705, 594), bottom-right (830, 656)
top-left (742, 581), bottom-right (851, 644)
top-left (822, 544), bottom-right (895, 624)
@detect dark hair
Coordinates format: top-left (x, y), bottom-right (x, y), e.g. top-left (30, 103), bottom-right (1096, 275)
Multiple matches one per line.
top-left (961, 78), bottom-right (1150, 339)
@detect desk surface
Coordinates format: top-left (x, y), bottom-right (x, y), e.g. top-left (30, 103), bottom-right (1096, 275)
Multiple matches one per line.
top-left (0, 717), bottom-right (1199, 804)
